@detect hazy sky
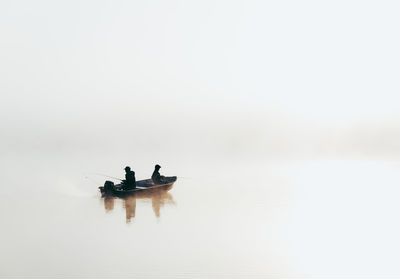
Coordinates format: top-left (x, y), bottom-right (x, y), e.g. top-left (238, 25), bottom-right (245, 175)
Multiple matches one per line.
top-left (1, 0), bottom-right (399, 159)
top-left (1, 4), bottom-right (400, 278)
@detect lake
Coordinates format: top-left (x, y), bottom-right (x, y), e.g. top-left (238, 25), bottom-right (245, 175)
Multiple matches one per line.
top-left (1, 151), bottom-right (399, 279)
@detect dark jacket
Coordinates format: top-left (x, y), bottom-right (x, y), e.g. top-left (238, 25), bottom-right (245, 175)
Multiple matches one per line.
top-left (125, 170), bottom-right (136, 189)
top-left (151, 169), bottom-right (162, 184)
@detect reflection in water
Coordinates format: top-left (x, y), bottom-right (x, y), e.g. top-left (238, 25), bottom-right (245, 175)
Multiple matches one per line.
top-left (101, 186), bottom-right (175, 223)
top-left (103, 196), bottom-right (115, 212)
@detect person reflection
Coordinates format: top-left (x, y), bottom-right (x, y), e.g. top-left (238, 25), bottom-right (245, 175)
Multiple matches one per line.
top-left (123, 196), bottom-right (136, 223)
top-left (101, 187), bottom-right (175, 223)
top-left (151, 189), bottom-right (174, 217)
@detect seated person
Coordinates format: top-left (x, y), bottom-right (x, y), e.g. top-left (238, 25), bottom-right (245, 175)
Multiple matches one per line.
top-left (123, 166), bottom-right (136, 189)
top-left (151, 164), bottom-right (166, 185)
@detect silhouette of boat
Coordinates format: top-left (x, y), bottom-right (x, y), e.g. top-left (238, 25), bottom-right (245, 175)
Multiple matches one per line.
top-left (99, 176), bottom-right (177, 197)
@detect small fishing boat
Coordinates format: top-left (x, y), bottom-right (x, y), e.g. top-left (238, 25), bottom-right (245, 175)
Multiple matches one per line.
top-left (99, 176), bottom-right (177, 196)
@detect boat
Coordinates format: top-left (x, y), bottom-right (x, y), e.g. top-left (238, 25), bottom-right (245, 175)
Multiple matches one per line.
top-left (99, 176), bottom-right (177, 196)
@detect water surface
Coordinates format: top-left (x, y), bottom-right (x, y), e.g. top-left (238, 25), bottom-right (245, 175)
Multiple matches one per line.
top-left (1, 154), bottom-right (399, 279)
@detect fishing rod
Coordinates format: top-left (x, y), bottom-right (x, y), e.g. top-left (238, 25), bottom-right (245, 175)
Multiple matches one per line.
top-left (85, 176), bottom-right (102, 185)
top-left (88, 173), bottom-right (124, 181)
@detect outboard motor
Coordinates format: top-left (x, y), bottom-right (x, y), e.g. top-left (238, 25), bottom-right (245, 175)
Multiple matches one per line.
top-left (104, 180), bottom-right (114, 193)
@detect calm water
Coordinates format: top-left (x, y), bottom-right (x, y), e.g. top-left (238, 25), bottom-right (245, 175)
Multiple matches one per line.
top-left (2, 0), bottom-right (399, 277)
top-left (1, 152), bottom-right (400, 279)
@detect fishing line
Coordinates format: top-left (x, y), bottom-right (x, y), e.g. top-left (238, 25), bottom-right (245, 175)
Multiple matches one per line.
top-left (85, 176), bottom-right (102, 186)
top-left (87, 173), bottom-right (123, 181)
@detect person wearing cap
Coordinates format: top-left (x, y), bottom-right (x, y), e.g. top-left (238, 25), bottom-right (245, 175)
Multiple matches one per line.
top-left (124, 166), bottom-right (136, 190)
top-left (151, 164), bottom-right (165, 185)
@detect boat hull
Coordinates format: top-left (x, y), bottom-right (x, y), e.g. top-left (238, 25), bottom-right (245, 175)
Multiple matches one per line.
top-left (99, 176), bottom-right (177, 197)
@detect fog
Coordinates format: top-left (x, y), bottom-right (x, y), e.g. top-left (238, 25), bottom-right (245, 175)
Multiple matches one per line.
top-left (1, 1), bottom-right (400, 279)
top-left (1, 0), bottom-right (400, 162)
top-left (2, 1), bottom-right (400, 170)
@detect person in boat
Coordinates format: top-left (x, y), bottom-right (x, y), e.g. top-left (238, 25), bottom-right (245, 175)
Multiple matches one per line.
top-left (123, 166), bottom-right (136, 190)
top-left (151, 164), bottom-right (166, 185)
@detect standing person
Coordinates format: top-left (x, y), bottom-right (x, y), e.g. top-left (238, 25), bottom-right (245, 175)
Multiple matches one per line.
top-left (124, 166), bottom-right (136, 189)
top-left (151, 164), bottom-right (165, 185)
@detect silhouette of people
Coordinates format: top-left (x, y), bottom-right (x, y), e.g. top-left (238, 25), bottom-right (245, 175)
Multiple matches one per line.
top-left (151, 164), bottom-right (166, 185)
top-left (123, 166), bottom-right (136, 190)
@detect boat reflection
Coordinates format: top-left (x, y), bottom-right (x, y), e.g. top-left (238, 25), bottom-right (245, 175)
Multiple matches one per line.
top-left (101, 185), bottom-right (175, 223)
